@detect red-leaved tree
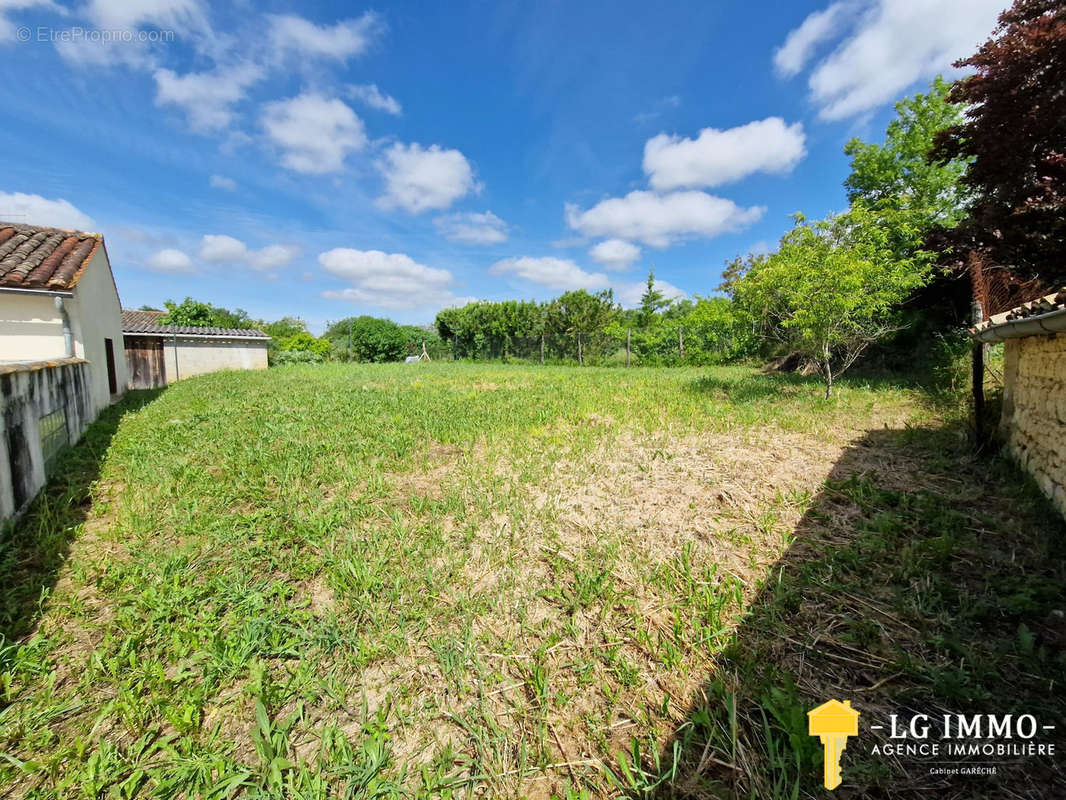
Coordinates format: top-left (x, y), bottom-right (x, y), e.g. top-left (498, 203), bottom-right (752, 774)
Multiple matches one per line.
top-left (933, 0), bottom-right (1066, 292)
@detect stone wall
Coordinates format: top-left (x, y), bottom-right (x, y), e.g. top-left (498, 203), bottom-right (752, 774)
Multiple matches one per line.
top-left (0, 358), bottom-right (93, 522)
top-left (1001, 334), bottom-right (1066, 515)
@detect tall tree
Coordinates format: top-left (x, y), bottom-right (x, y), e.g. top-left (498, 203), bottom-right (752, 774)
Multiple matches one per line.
top-left (637, 269), bottom-right (670, 328)
top-left (933, 0), bottom-right (1066, 284)
top-left (845, 76), bottom-right (970, 250)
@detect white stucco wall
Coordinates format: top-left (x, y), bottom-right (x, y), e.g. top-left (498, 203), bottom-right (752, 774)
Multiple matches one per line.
top-left (0, 293), bottom-right (67, 362)
top-left (161, 337), bottom-right (269, 380)
top-left (66, 248), bottom-right (128, 414)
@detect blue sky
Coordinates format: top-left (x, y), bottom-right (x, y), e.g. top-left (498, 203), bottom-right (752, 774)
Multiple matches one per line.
top-left (0, 0), bottom-right (1007, 331)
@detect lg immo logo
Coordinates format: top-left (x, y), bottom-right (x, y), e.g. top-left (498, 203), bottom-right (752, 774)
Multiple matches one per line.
top-left (808, 700), bottom-right (859, 790)
top-left (807, 699), bottom-right (1058, 791)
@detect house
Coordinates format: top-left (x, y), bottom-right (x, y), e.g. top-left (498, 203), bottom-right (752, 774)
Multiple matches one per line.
top-left (974, 289), bottom-right (1066, 517)
top-left (0, 221), bottom-right (127, 519)
top-left (0, 222), bottom-right (127, 415)
top-left (121, 309), bottom-right (270, 388)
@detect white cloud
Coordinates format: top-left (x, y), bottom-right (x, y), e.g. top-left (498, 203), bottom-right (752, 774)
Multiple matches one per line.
top-left (319, 247), bottom-right (464, 310)
top-left (199, 233), bottom-right (246, 262)
top-left (377, 142), bottom-right (479, 214)
top-left (435, 211), bottom-right (508, 245)
top-left (0, 191), bottom-right (94, 230)
top-left (613, 278), bottom-right (687, 308)
top-left (146, 248), bottom-right (193, 273)
top-left (566, 190), bottom-right (765, 248)
top-left (786, 0), bottom-right (1004, 120)
top-left (633, 94), bottom-right (682, 124)
top-left (209, 174), bottom-right (236, 191)
top-left (250, 243), bottom-right (300, 271)
top-left (84, 0), bottom-right (205, 31)
top-left (262, 93), bottom-right (367, 174)
top-left (589, 238), bottom-right (641, 271)
top-left (154, 64), bottom-right (263, 131)
top-left (773, 2), bottom-right (853, 78)
top-left (644, 118), bottom-right (806, 191)
top-left (0, 0), bottom-right (62, 43)
top-left (199, 234), bottom-right (300, 272)
top-left (489, 256), bottom-right (610, 292)
top-left (345, 83), bottom-right (401, 115)
top-left (267, 12), bottom-right (381, 61)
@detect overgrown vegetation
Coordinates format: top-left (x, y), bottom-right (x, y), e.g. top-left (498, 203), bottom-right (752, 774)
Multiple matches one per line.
top-left (0, 364), bottom-right (1061, 798)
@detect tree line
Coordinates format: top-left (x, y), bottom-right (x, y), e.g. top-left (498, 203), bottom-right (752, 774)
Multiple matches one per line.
top-left (156, 299), bottom-right (443, 365)
top-left (434, 275), bottom-right (754, 366)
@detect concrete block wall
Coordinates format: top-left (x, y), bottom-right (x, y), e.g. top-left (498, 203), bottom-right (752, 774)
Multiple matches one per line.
top-left (1001, 334), bottom-right (1066, 515)
top-left (0, 358), bottom-right (93, 522)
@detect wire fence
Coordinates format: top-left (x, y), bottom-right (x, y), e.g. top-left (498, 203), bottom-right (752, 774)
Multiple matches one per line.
top-left (443, 324), bottom-right (739, 367)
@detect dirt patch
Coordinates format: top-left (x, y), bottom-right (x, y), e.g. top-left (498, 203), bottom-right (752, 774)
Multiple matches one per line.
top-left (533, 426), bottom-right (849, 585)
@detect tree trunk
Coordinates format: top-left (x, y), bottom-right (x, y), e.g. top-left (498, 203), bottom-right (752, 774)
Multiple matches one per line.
top-left (540, 333), bottom-right (545, 365)
top-left (626, 328), bottom-right (631, 367)
top-left (678, 326), bottom-right (684, 360)
top-left (972, 300), bottom-right (986, 448)
top-left (823, 342), bottom-right (833, 400)
top-left (577, 333), bottom-right (583, 366)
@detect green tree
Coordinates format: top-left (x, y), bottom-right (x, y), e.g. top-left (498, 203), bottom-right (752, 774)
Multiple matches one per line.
top-left (736, 209), bottom-right (932, 398)
top-left (637, 269), bottom-right (670, 328)
top-left (260, 316), bottom-right (308, 341)
top-left (546, 289), bottom-right (617, 365)
top-left (159, 297), bottom-right (254, 329)
top-left (844, 77), bottom-right (970, 257)
top-left (324, 316), bottom-right (412, 362)
top-left (680, 297), bottom-right (757, 364)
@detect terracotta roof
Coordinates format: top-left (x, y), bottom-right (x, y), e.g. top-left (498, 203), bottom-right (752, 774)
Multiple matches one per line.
top-left (0, 222), bottom-right (102, 291)
top-left (121, 309), bottom-right (270, 338)
top-left (975, 288), bottom-right (1066, 329)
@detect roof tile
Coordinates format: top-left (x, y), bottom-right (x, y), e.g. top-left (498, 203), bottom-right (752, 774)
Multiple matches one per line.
top-left (120, 309), bottom-right (269, 339)
top-left (0, 222), bottom-right (101, 290)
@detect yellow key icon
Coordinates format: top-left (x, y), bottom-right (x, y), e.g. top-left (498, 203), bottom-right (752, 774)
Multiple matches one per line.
top-left (807, 700), bottom-right (860, 790)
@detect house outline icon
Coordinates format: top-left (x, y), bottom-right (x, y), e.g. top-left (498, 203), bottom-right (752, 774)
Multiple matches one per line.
top-left (808, 699), bottom-right (860, 733)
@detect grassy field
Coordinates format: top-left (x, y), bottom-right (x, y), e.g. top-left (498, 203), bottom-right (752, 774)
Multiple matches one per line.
top-left (0, 363), bottom-right (1063, 798)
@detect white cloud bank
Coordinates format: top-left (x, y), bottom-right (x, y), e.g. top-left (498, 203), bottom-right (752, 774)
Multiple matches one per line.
top-left (267, 12), bottom-right (382, 62)
top-left (779, 0), bottom-right (1005, 120)
top-left (346, 83), bottom-right (401, 115)
top-left (154, 63), bottom-right (263, 131)
top-left (566, 190), bottom-right (764, 248)
top-left (489, 256), bottom-right (610, 292)
top-left (209, 174), bottom-right (236, 191)
top-left (589, 239), bottom-right (641, 271)
top-left (644, 117), bottom-right (807, 190)
top-left (0, 191), bottom-right (94, 230)
top-left (773, 2), bottom-right (854, 78)
top-left (262, 93), bottom-right (367, 173)
top-left (199, 234), bottom-right (300, 272)
top-left (435, 211), bottom-right (508, 244)
top-left (84, 0), bottom-right (205, 32)
top-left (146, 248), bottom-right (194, 273)
top-left (319, 247), bottom-right (469, 310)
top-left (377, 143), bottom-right (479, 214)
